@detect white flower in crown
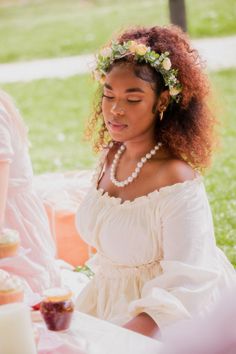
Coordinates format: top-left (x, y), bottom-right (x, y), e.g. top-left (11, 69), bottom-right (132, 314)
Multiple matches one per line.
top-left (100, 47), bottom-right (113, 58)
top-left (93, 70), bottom-right (106, 84)
top-left (93, 70), bottom-right (102, 81)
top-left (169, 86), bottom-right (182, 96)
top-left (162, 57), bottom-right (172, 71)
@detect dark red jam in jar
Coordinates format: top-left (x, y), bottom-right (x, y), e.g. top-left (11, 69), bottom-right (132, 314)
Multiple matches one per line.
top-left (40, 288), bottom-right (74, 331)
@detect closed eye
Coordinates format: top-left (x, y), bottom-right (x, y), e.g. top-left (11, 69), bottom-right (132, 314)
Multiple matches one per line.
top-left (127, 99), bottom-right (142, 103)
top-left (102, 94), bottom-right (114, 99)
top-left (102, 94), bottom-right (142, 103)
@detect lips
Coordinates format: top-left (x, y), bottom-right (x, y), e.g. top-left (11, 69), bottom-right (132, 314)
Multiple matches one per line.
top-left (108, 120), bottom-right (128, 132)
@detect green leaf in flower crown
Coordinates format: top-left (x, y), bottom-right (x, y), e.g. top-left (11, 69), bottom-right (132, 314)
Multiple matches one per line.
top-left (153, 59), bottom-right (160, 66)
top-left (146, 53), bottom-right (157, 62)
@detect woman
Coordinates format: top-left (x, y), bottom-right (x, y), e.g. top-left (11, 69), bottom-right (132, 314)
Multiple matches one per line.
top-left (0, 89), bottom-right (61, 293)
top-left (75, 25), bottom-right (236, 338)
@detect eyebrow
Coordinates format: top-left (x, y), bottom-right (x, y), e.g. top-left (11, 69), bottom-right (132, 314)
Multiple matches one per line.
top-left (104, 83), bottom-right (145, 93)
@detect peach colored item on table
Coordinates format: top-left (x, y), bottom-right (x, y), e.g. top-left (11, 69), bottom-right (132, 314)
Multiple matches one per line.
top-left (33, 171), bottom-right (94, 267)
top-left (0, 269), bottom-right (24, 305)
top-left (0, 229), bottom-right (20, 258)
top-left (45, 206), bottom-right (90, 267)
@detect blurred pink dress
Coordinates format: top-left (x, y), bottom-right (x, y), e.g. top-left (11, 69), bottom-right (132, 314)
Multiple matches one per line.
top-left (0, 101), bottom-right (60, 293)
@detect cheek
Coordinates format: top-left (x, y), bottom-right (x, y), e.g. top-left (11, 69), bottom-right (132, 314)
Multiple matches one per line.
top-left (132, 102), bottom-right (154, 118)
top-left (101, 100), bottom-right (110, 118)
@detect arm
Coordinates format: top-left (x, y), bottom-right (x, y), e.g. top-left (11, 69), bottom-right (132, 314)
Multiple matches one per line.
top-left (128, 178), bottom-right (223, 331)
top-left (123, 162), bottom-right (197, 337)
top-left (0, 161), bottom-right (10, 229)
top-left (123, 312), bottom-right (159, 338)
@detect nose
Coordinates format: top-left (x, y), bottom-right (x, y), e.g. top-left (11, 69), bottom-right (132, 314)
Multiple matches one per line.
top-left (110, 102), bottom-right (125, 116)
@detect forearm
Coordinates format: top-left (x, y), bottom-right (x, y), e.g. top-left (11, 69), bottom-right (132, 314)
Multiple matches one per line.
top-left (123, 312), bottom-right (159, 338)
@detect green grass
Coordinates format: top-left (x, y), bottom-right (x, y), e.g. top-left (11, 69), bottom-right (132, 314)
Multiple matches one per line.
top-left (2, 68), bottom-right (236, 265)
top-left (0, 0), bottom-right (235, 63)
top-left (205, 70), bottom-right (236, 266)
top-left (2, 75), bottom-right (97, 172)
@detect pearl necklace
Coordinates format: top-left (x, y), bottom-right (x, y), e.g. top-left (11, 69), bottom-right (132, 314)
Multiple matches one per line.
top-left (110, 142), bottom-right (162, 188)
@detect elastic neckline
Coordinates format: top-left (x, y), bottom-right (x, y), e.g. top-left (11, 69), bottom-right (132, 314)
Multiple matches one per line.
top-left (94, 175), bottom-right (203, 206)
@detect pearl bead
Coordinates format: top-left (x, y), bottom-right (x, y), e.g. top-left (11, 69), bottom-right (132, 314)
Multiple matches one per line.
top-left (141, 157), bottom-right (147, 163)
top-left (109, 142), bottom-right (162, 188)
top-left (127, 176), bottom-right (132, 183)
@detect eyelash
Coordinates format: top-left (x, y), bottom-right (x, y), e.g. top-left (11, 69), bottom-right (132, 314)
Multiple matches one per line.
top-left (102, 94), bottom-right (141, 103)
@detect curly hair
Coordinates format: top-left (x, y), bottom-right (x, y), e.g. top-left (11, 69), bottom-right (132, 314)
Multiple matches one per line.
top-left (86, 25), bottom-right (218, 170)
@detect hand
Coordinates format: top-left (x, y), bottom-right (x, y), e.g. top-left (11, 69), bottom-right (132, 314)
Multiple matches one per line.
top-left (123, 312), bottom-right (159, 339)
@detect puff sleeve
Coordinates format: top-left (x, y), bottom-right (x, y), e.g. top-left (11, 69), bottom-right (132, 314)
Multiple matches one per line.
top-left (0, 108), bottom-right (14, 163)
top-left (128, 179), bottom-right (234, 330)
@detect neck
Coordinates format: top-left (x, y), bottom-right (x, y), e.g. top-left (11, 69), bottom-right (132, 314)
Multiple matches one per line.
top-left (120, 140), bottom-right (172, 162)
top-left (122, 139), bottom-right (157, 161)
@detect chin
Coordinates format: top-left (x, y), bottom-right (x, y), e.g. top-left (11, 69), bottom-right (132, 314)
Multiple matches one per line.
top-left (108, 132), bottom-right (126, 143)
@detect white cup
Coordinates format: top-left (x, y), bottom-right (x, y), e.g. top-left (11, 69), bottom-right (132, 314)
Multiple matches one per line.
top-left (0, 303), bottom-right (37, 354)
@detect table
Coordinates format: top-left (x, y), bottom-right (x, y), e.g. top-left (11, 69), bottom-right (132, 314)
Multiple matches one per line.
top-left (36, 310), bottom-right (163, 354)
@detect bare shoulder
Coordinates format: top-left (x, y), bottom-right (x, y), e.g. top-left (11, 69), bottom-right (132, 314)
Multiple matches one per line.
top-left (158, 158), bottom-right (196, 186)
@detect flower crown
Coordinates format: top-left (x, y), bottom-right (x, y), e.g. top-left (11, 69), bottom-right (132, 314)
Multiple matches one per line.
top-left (93, 40), bottom-right (182, 102)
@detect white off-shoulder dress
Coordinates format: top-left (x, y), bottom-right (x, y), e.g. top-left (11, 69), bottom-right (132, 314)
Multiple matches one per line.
top-left (75, 154), bottom-right (235, 330)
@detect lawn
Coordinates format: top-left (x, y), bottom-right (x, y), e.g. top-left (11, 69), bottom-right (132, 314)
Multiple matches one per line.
top-left (0, 0), bottom-right (235, 63)
top-left (2, 68), bottom-right (236, 265)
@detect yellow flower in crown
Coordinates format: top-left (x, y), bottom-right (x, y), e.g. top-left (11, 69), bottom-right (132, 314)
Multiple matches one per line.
top-left (100, 74), bottom-right (106, 85)
top-left (169, 86), bottom-right (182, 96)
top-left (135, 44), bottom-right (148, 56)
top-left (128, 41), bottom-right (138, 54)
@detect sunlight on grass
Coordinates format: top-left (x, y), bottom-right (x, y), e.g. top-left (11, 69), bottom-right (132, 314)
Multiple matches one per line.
top-left (0, 0), bottom-right (235, 62)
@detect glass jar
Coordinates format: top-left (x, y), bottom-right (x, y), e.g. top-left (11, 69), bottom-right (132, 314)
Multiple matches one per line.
top-left (40, 288), bottom-right (74, 331)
